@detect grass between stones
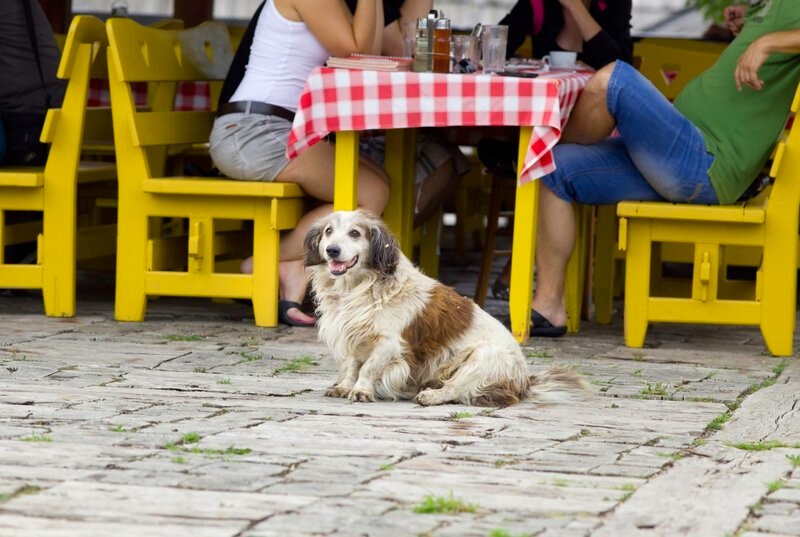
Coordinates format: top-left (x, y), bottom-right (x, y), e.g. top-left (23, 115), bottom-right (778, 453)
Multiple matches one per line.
top-left (412, 492), bottom-right (477, 514)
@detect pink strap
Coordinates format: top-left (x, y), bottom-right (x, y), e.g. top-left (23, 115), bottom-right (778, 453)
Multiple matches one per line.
top-left (530, 0), bottom-right (544, 36)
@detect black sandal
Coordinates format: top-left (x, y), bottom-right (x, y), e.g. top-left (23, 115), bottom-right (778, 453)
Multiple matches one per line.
top-left (530, 309), bottom-right (566, 338)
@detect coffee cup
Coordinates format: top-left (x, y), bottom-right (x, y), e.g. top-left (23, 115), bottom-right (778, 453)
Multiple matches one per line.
top-left (542, 51), bottom-right (578, 69)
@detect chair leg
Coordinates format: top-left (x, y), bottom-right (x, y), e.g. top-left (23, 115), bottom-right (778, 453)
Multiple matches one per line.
top-left (251, 206), bottom-right (280, 328)
top-left (623, 220), bottom-right (652, 348)
top-left (759, 234), bottom-right (797, 357)
top-left (114, 210), bottom-right (148, 322)
top-left (565, 205), bottom-right (590, 333)
top-left (593, 205), bottom-right (617, 325)
top-left (418, 208), bottom-right (442, 278)
top-left (474, 174), bottom-right (506, 306)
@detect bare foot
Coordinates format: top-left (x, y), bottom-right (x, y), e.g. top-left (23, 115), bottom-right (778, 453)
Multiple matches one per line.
top-left (279, 259), bottom-right (315, 325)
top-left (240, 256), bottom-right (315, 325)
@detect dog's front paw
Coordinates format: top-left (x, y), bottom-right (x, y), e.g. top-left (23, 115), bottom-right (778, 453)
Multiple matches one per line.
top-left (325, 385), bottom-right (351, 398)
top-left (414, 388), bottom-right (445, 406)
top-left (348, 388), bottom-right (375, 402)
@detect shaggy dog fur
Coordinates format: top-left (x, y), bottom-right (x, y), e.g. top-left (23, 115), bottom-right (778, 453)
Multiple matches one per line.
top-left (304, 210), bottom-right (589, 407)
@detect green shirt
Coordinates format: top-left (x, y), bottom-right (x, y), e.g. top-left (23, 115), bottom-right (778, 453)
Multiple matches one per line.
top-left (673, 0), bottom-right (800, 204)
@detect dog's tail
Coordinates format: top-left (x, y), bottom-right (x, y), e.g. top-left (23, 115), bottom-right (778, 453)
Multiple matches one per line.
top-left (528, 366), bottom-right (592, 403)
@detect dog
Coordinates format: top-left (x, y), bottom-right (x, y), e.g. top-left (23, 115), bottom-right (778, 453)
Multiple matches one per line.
top-left (303, 210), bottom-right (588, 407)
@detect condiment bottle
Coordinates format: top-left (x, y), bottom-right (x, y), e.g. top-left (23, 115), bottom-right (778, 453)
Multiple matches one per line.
top-left (413, 17), bottom-right (430, 73)
top-left (432, 18), bottom-right (451, 73)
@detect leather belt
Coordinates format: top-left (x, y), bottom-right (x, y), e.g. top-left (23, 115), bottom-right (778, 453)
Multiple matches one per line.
top-left (217, 101), bottom-right (295, 123)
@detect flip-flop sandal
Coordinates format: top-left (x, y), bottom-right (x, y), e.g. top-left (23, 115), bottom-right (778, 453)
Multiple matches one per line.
top-left (492, 279), bottom-right (510, 301)
top-left (530, 309), bottom-right (566, 338)
top-left (278, 300), bottom-right (316, 327)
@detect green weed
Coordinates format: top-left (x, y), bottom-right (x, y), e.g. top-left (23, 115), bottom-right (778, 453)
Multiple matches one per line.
top-left (767, 480), bottom-right (784, 493)
top-left (272, 356), bottom-right (315, 376)
top-left (727, 440), bottom-right (798, 451)
top-left (412, 492), bottom-right (477, 514)
top-left (20, 433), bottom-right (51, 442)
top-left (165, 334), bottom-right (205, 342)
top-left (640, 382), bottom-right (670, 396)
top-left (448, 411), bottom-right (474, 421)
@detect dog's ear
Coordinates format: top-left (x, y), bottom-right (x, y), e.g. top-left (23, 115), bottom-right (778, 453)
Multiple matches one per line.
top-left (369, 222), bottom-right (399, 276)
top-left (303, 221), bottom-right (325, 267)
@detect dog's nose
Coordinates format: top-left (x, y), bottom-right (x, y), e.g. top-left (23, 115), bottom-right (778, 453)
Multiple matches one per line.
top-left (326, 245), bottom-right (341, 259)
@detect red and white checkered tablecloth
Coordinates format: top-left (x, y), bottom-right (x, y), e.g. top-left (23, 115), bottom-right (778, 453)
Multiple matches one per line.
top-left (87, 79), bottom-right (211, 111)
top-left (287, 67), bottom-right (592, 184)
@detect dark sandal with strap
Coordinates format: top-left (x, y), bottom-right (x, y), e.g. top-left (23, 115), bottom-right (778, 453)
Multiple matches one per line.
top-left (278, 300), bottom-right (316, 327)
top-left (530, 309), bottom-right (566, 338)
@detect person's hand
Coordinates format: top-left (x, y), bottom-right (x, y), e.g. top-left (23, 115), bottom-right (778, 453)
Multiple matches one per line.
top-left (735, 37), bottom-right (769, 91)
top-left (724, 5), bottom-right (746, 36)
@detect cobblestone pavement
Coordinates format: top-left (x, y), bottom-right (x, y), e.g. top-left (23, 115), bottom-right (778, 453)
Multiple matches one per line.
top-left (0, 250), bottom-right (798, 537)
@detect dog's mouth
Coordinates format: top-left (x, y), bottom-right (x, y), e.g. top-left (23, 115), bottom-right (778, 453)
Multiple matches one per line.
top-left (328, 256), bottom-right (358, 276)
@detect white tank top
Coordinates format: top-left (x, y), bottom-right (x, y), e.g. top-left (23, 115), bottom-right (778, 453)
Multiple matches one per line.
top-left (230, 0), bottom-right (330, 112)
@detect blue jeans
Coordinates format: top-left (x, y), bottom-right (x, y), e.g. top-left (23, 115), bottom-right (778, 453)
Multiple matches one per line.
top-left (541, 61), bottom-right (719, 205)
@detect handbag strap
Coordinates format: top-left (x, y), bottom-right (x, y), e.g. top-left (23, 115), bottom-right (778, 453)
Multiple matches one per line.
top-left (20, 0), bottom-right (51, 108)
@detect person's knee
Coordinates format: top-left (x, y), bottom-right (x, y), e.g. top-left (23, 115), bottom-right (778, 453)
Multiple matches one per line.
top-left (360, 176), bottom-right (390, 215)
top-left (583, 62), bottom-right (615, 103)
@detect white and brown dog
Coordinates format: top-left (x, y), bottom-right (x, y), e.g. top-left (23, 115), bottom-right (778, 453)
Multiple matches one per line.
top-left (304, 210), bottom-right (588, 407)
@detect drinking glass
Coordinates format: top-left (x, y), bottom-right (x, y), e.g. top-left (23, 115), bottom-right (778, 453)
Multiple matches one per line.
top-left (402, 21), bottom-right (416, 58)
top-left (480, 25), bottom-right (508, 75)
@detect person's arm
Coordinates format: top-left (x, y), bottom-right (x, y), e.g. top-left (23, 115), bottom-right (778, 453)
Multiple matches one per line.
top-left (500, 0), bottom-right (534, 59)
top-left (382, 0), bottom-right (431, 57)
top-left (573, 0), bottom-right (633, 69)
top-left (735, 29), bottom-right (800, 91)
top-left (294, 0), bottom-right (380, 57)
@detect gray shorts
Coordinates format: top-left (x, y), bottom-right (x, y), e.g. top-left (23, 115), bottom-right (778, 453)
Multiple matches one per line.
top-left (358, 134), bottom-right (470, 184)
top-left (208, 112), bottom-right (292, 181)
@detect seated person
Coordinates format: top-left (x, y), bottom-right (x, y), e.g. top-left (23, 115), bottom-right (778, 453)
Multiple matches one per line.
top-left (0, 0), bottom-right (65, 166)
top-left (530, 0), bottom-right (800, 337)
top-left (346, 0), bottom-right (470, 227)
top-left (210, 0), bottom-right (389, 327)
top-left (481, 0), bottom-right (633, 299)
top-left (501, 0), bottom-right (633, 69)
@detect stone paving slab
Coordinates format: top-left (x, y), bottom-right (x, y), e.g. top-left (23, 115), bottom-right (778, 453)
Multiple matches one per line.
top-left (0, 259), bottom-right (799, 536)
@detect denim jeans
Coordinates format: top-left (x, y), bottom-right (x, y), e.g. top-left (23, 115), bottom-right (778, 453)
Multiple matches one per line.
top-left (541, 61), bottom-right (719, 205)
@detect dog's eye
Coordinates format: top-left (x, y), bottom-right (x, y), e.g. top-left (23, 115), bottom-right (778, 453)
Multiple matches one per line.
top-left (324, 226), bottom-right (332, 236)
top-left (348, 229), bottom-right (361, 239)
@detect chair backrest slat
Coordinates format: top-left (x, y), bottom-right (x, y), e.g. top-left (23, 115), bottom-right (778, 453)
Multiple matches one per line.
top-left (107, 19), bottom-right (232, 83)
top-left (132, 111), bottom-right (216, 146)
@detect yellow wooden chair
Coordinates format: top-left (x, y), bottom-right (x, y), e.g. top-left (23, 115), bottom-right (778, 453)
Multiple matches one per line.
top-left (633, 38), bottom-right (727, 101)
top-left (106, 18), bottom-right (306, 327)
top-left (616, 84), bottom-right (800, 357)
top-left (592, 41), bottom-right (728, 325)
top-left (0, 15), bottom-right (117, 316)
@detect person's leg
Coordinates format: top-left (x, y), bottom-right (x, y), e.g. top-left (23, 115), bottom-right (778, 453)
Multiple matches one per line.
top-left (532, 139), bottom-right (664, 329)
top-left (605, 61), bottom-right (718, 204)
top-left (269, 140), bottom-right (390, 323)
top-left (414, 158), bottom-right (456, 227)
top-left (561, 63), bottom-right (617, 145)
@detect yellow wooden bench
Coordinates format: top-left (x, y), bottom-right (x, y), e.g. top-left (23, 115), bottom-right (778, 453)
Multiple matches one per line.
top-left (616, 84), bottom-right (800, 356)
top-left (106, 18), bottom-right (306, 327)
top-left (0, 15), bottom-right (117, 316)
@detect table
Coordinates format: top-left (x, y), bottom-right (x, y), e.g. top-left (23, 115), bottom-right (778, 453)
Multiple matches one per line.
top-left (287, 67), bottom-right (591, 344)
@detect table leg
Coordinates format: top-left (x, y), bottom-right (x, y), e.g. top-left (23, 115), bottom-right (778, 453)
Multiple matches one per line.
top-left (334, 131), bottom-right (360, 211)
top-left (383, 129), bottom-right (417, 256)
top-left (509, 127), bottom-right (537, 344)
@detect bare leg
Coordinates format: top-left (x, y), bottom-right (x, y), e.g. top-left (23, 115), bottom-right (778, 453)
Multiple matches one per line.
top-left (530, 184), bottom-right (575, 327)
top-left (243, 141), bottom-right (391, 324)
top-left (561, 63), bottom-right (616, 145)
top-left (414, 159), bottom-right (458, 227)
